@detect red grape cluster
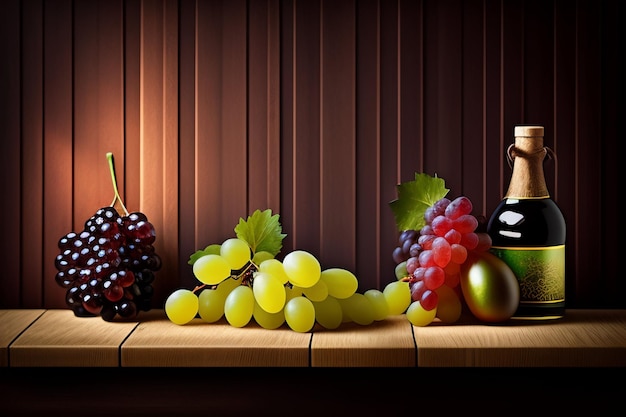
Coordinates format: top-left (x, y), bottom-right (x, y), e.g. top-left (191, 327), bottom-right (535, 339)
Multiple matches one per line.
top-left (394, 196), bottom-right (491, 312)
top-left (54, 206), bottom-right (161, 321)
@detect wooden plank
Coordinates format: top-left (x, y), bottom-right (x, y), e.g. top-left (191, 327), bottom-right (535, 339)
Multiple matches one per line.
top-left (290, 0), bottom-right (322, 255)
top-left (43, 0), bottom-right (74, 308)
top-left (247, 0), bottom-right (281, 213)
top-left (10, 309), bottom-right (138, 367)
top-left (0, 310), bottom-right (45, 367)
top-left (0, 0), bottom-right (23, 309)
top-left (121, 312), bottom-right (311, 367)
top-left (414, 309), bottom-right (626, 367)
top-left (310, 315), bottom-right (416, 367)
top-left (320, 0), bottom-right (357, 270)
top-left (73, 1), bottom-right (126, 227)
top-left (20, 0), bottom-right (44, 308)
top-left (355, 0), bottom-right (382, 291)
top-left (4, 309), bottom-right (626, 368)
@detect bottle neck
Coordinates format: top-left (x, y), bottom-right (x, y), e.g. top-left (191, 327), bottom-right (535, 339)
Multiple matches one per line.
top-left (504, 138), bottom-right (550, 199)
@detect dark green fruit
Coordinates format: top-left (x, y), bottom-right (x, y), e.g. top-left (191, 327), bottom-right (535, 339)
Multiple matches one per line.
top-left (460, 251), bottom-right (519, 322)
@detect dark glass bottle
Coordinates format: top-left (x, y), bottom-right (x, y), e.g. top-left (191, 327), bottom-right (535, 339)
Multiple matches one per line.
top-left (487, 126), bottom-right (566, 319)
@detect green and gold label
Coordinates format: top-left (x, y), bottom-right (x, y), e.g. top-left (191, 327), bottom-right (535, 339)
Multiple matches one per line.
top-left (490, 245), bottom-right (565, 303)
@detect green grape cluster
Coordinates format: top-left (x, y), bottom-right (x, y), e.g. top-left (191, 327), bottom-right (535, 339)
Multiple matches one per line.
top-left (164, 237), bottom-right (403, 332)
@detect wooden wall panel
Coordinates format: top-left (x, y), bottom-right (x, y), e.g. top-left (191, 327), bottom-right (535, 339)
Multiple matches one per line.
top-left (139, 0), bottom-right (180, 306)
top-left (0, 0), bottom-right (22, 308)
top-left (554, 1), bottom-right (578, 307)
top-left (20, 0), bottom-right (44, 307)
top-left (0, 0), bottom-right (623, 310)
top-left (288, 0), bottom-right (322, 256)
top-left (355, 0), bottom-right (383, 289)
top-left (43, 0), bottom-right (73, 307)
top-left (599, 0), bottom-right (620, 308)
top-left (177, 0), bottom-right (197, 288)
top-left (247, 0), bottom-right (281, 216)
top-left (320, 0), bottom-right (356, 270)
top-left (423, 0), bottom-right (463, 192)
top-left (461, 0), bottom-right (486, 215)
top-left (195, 0), bottom-right (248, 250)
top-left (378, 0), bottom-right (401, 286)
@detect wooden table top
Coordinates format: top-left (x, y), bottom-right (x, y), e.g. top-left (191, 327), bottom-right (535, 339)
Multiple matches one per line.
top-left (2, 308), bottom-right (625, 367)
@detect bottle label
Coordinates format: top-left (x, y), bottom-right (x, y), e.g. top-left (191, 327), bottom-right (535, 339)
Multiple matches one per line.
top-left (490, 245), bottom-right (565, 304)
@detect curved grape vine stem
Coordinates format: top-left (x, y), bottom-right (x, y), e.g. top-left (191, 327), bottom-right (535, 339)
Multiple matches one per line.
top-left (107, 152), bottom-right (129, 216)
top-left (191, 261), bottom-right (260, 294)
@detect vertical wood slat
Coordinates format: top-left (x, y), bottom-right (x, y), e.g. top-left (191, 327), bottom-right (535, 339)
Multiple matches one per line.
top-left (461, 0), bottom-right (486, 215)
top-left (20, 0), bottom-right (44, 308)
top-left (289, 0), bottom-right (322, 255)
top-left (355, 0), bottom-right (382, 289)
top-left (422, 0), bottom-right (464, 194)
top-left (247, 0), bottom-right (281, 216)
top-left (123, 0), bottom-right (142, 219)
top-left (0, 0), bottom-right (22, 308)
top-left (499, 0), bottom-right (524, 208)
top-left (320, 0), bottom-right (356, 271)
top-left (43, 0), bottom-right (74, 308)
top-left (553, 1), bottom-right (577, 306)
top-left (73, 1), bottom-right (125, 228)
top-left (279, 0), bottom-right (295, 255)
top-left (140, 0), bottom-right (180, 306)
top-left (574, 0), bottom-right (603, 306)
top-left (598, 0), bottom-right (622, 307)
top-left (483, 0), bottom-right (504, 216)
top-left (378, 0), bottom-right (401, 287)
top-left (177, 0), bottom-right (197, 288)
top-left (398, 0), bottom-right (423, 180)
top-left (195, 0), bottom-right (248, 249)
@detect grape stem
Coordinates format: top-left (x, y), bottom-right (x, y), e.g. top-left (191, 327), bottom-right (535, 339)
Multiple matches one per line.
top-left (107, 152), bottom-right (129, 216)
top-left (193, 284), bottom-right (209, 293)
top-left (191, 261), bottom-right (259, 294)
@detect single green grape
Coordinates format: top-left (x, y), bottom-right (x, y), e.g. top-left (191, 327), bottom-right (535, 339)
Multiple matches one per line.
top-left (253, 300), bottom-right (285, 330)
top-left (435, 284), bottom-right (462, 323)
top-left (337, 293), bottom-right (374, 325)
top-left (224, 285), bottom-right (254, 328)
top-left (252, 250), bottom-right (274, 265)
top-left (220, 238), bottom-right (251, 270)
top-left (383, 280), bottom-right (411, 315)
top-left (284, 296), bottom-right (315, 332)
top-left (165, 288), bottom-right (199, 325)
top-left (193, 254), bottom-right (231, 285)
top-left (258, 258), bottom-right (290, 284)
top-left (302, 278), bottom-right (328, 302)
top-left (198, 287), bottom-right (226, 323)
top-left (363, 289), bottom-right (390, 321)
top-left (282, 250), bottom-right (321, 288)
top-left (320, 268), bottom-right (358, 299)
top-left (395, 261), bottom-right (408, 280)
top-left (198, 277), bottom-right (242, 323)
top-left (312, 296), bottom-right (343, 330)
top-left (406, 300), bottom-right (437, 327)
top-left (252, 271), bottom-right (286, 314)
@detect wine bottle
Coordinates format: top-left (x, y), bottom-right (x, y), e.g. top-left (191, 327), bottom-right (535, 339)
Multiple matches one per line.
top-left (487, 125), bottom-right (566, 319)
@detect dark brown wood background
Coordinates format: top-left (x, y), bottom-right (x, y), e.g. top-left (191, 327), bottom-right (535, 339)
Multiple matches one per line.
top-left (0, 0), bottom-right (623, 310)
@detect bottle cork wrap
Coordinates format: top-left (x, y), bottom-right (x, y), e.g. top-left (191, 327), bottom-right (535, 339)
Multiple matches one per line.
top-left (505, 126), bottom-right (550, 198)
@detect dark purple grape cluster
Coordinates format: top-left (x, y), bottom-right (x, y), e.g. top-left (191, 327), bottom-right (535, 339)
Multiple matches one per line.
top-left (392, 229), bottom-right (421, 266)
top-left (54, 206), bottom-right (161, 321)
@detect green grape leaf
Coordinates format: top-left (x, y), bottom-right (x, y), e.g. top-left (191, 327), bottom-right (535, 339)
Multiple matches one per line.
top-left (389, 172), bottom-right (450, 232)
top-left (188, 243), bottom-right (221, 265)
top-left (234, 209), bottom-right (287, 257)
